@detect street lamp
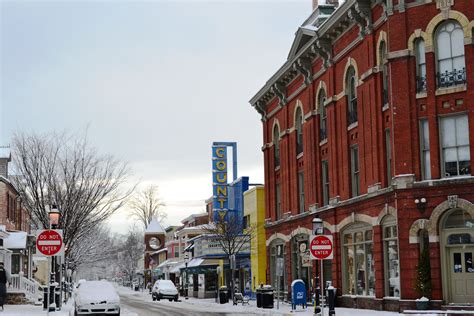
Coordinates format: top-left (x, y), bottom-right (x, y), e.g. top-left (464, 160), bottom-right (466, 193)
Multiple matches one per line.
top-left (49, 205), bottom-right (60, 229)
top-left (312, 217), bottom-right (323, 236)
top-left (48, 205), bottom-right (61, 312)
top-left (184, 253), bottom-right (189, 300)
top-left (312, 216), bottom-right (323, 316)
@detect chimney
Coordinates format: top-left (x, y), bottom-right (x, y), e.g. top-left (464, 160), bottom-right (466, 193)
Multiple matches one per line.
top-left (0, 147), bottom-right (11, 178)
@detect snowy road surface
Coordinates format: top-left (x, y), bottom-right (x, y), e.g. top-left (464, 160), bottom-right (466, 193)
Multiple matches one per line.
top-left (119, 292), bottom-right (227, 316)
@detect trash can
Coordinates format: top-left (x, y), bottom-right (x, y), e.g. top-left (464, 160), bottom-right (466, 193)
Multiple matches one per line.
top-left (219, 286), bottom-right (229, 304)
top-left (256, 288), bottom-right (262, 308)
top-left (261, 285), bottom-right (274, 309)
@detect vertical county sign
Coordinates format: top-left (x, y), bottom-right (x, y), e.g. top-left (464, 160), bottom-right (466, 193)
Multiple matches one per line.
top-left (36, 229), bottom-right (64, 256)
top-left (212, 145), bottom-right (228, 213)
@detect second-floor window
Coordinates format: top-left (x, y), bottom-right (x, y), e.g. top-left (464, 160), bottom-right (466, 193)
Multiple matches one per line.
top-left (346, 67), bottom-right (358, 125)
top-left (440, 114), bottom-right (470, 177)
top-left (275, 183), bottom-right (281, 220)
top-left (415, 39), bottom-right (426, 92)
top-left (322, 160), bottom-right (329, 206)
top-left (295, 108), bottom-right (303, 155)
top-left (298, 171), bottom-right (305, 213)
top-left (351, 145), bottom-right (360, 197)
top-left (273, 125), bottom-right (280, 168)
top-left (319, 90), bottom-right (327, 141)
top-left (436, 20), bottom-right (466, 88)
top-left (419, 119), bottom-right (431, 180)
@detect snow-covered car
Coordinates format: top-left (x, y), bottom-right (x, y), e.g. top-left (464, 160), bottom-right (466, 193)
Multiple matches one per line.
top-left (74, 281), bottom-right (120, 315)
top-left (151, 280), bottom-right (179, 302)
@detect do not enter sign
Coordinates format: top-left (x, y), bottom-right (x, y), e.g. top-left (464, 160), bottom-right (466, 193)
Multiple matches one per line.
top-left (36, 230), bottom-right (64, 256)
top-left (310, 235), bottom-right (333, 260)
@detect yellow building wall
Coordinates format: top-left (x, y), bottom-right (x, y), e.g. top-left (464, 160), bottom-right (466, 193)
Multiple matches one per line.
top-left (244, 185), bottom-right (266, 292)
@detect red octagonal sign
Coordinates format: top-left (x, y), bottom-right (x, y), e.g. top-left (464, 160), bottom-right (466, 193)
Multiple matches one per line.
top-left (310, 235), bottom-right (333, 260)
top-left (36, 230), bottom-right (63, 256)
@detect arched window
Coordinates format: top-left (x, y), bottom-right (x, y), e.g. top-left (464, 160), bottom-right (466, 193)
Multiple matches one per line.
top-left (342, 223), bottom-right (375, 295)
top-left (435, 20), bottom-right (466, 87)
top-left (415, 39), bottom-right (427, 92)
top-left (379, 41), bottom-right (389, 106)
top-left (295, 107), bottom-right (303, 155)
top-left (273, 125), bottom-right (280, 168)
top-left (346, 67), bottom-right (358, 125)
top-left (270, 241), bottom-right (287, 297)
top-left (319, 90), bottom-right (327, 141)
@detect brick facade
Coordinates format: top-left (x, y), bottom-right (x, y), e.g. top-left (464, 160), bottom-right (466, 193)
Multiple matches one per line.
top-left (251, 0), bottom-right (474, 312)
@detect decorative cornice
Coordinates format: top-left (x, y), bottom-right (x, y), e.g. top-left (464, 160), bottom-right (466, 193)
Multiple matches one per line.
top-left (271, 82), bottom-right (287, 106)
top-left (293, 57), bottom-right (313, 85)
top-left (348, 0), bottom-right (373, 37)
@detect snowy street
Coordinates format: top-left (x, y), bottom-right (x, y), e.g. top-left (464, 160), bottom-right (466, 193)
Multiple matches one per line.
top-left (0, 286), bottom-right (472, 316)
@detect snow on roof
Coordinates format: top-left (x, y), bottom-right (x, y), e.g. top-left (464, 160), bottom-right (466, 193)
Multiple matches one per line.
top-left (0, 147), bottom-right (11, 160)
top-left (4, 231), bottom-right (27, 249)
top-left (145, 217), bottom-right (165, 234)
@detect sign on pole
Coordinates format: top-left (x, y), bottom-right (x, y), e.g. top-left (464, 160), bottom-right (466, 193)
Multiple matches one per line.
top-left (309, 235), bottom-right (333, 260)
top-left (36, 229), bottom-right (64, 257)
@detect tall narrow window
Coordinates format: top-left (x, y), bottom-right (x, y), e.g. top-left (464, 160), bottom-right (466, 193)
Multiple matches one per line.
top-left (298, 171), bottom-right (305, 213)
top-left (380, 41), bottom-right (389, 106)
top-left (351, 146), bottom-right (360, 197)
top-left (322, 160), bottom-right (329, 206)
top-left (436, 20), bottom-right (466, 87)
top-left (273, 125), bottom-right (280, 168)
top-left (383, 216), bottom-right (400, 297)
top-left (319, 90), bottom-right (327, 141)
top-left (385, 129), bottom-right (392, 185)
top-left (415, 39), bottom-right (426, 92)
top-left (440, 114), bottom-right (470, 177)
top-left (275, 183), bottom-right (281, 220)
top-left (346, 67), bottom-right (358, 125)
top-left (419, 119), bottom-right (431, 180)
top-left (296, 108), bottom-right (303, 155)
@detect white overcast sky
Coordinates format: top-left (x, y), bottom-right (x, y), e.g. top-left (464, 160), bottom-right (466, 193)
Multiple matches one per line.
top-left (1, 0), bottom-right (313, 233)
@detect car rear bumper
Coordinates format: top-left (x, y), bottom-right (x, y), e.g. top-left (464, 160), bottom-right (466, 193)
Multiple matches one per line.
top-left (153, 292), bottom-right (178, 299)
top-left (76, 303), bottom-right (120, 314)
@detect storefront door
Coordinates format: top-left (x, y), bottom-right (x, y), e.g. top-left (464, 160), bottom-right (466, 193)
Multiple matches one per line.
top-left (448, 246), bottom-right (474, 303)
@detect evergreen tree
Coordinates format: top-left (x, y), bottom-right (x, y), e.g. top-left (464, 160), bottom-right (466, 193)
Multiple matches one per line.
top-left (415, 247), bottom-right (432, 299)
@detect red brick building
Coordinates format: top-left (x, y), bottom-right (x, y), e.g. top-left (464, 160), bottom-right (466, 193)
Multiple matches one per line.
top-left (250, 0), bottom-right (474, 311)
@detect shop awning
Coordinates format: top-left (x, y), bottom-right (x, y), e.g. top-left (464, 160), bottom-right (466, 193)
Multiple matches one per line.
top-left (4, 231), bottom-right (27, 249)
top-left (170, 263), bottom-right (185, 274)
top-left (180, 258), bottom-right (220, 274)
top-left (151, 248), bottom-right (167, 256)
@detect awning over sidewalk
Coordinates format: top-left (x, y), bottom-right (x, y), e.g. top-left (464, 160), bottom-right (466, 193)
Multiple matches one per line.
top-left (4, 231), bottom-right (27, 249)
top-left (180, 258), bottom-right (220, 274)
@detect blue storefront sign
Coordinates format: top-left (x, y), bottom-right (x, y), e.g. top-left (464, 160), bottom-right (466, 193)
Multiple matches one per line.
top-left (291, 279), bottom-right (307, 310)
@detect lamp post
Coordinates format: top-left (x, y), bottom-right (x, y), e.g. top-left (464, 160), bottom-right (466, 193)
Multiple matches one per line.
top-left (184, 253), bottom-right (189, 300)
top-left (312, 216), bottom-right (323, 316)
top-left (49, 205), bottom-right (60, 312)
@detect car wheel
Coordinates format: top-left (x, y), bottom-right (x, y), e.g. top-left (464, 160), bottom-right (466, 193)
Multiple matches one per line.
top-left (168, 298), bottom-right (172, 302)
top-left (156, 295), bottom-right (161, 301)
top-left (152, 296), bottom-right (156, 301)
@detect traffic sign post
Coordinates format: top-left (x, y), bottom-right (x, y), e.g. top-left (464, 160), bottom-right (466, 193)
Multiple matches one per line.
top-left (310, 235), bottom-right (333, 316)
top-left (36, 230), bottom-right (64, 316)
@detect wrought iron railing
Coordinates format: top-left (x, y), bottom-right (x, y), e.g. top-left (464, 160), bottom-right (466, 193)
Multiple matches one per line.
top-left (436, 68), bottom-right (466, 88)
top-left (416, 75), bottom-right (427, 93)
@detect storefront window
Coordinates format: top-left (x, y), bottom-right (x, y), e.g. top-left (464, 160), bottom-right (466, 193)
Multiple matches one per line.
top-left (383, 216), bottom-right (400, 297)
top-left (342, 223), bottom-right (374, 296)
top-left (291, 235), bottom-right (312, 296)
top-left (270, 241), bottom-right (287, 296)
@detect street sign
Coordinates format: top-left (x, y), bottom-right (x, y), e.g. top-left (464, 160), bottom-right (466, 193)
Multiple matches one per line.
top-left (36, 229), bottom-right (64, 256)
top-left (310, 235), bottom-right (333, 260)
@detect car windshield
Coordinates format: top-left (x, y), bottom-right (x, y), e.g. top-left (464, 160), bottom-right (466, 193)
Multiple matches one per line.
top-left (159, 281), bottom-right (176, 289)
top-left (79, 281), bottom-right (115, 292)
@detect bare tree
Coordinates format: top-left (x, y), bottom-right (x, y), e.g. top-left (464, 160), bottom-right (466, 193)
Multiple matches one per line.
top-left (203, 212), bottom-right (254, 299)
top-left (11, 130), bottom-right (135, 261)
top-left (128, 184), bottom-right (166, 228)
top-left (116, 227), bottom-right (145, 284)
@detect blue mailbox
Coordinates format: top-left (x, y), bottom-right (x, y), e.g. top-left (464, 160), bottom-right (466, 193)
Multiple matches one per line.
top-left (291, 279), bottom-right (307, 310)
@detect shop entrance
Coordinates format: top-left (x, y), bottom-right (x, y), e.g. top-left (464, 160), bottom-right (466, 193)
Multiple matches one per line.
top-left (441, 208), bottom-right (474, 304)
